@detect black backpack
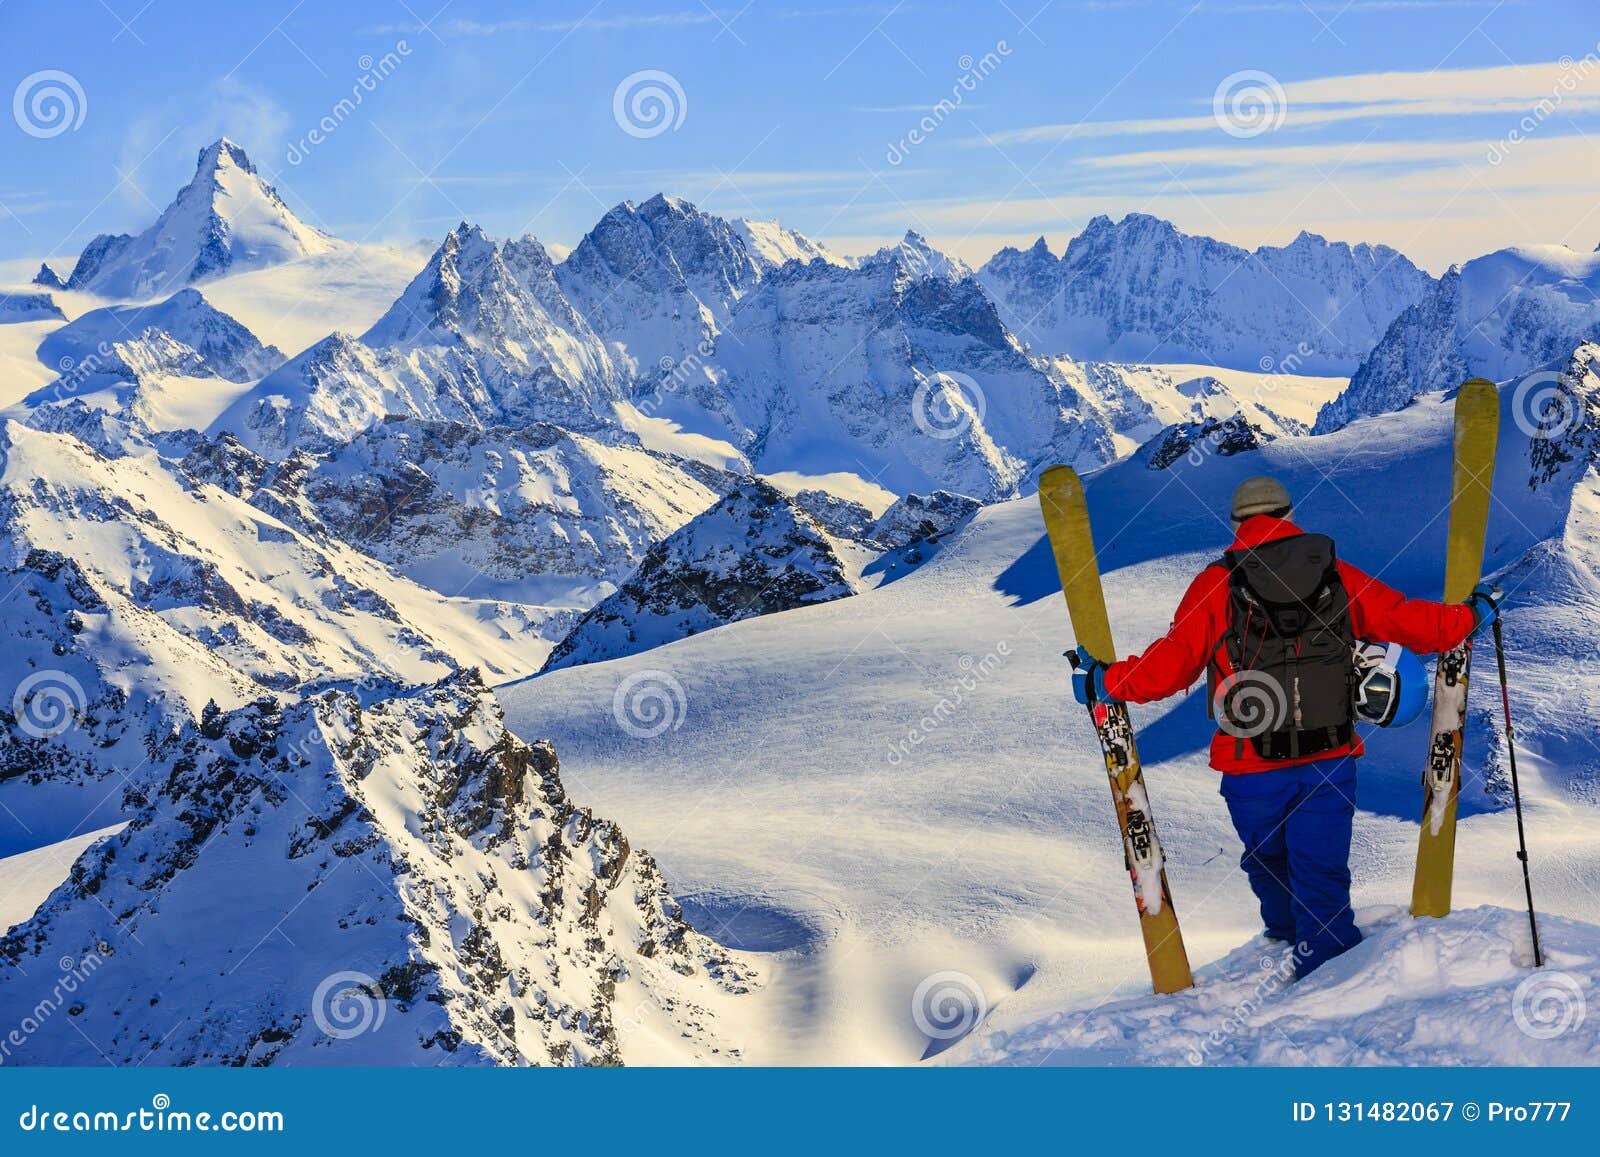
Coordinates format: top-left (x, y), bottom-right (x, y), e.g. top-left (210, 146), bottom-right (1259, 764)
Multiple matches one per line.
top-left (1206, 532), bottom-right (1357, 761)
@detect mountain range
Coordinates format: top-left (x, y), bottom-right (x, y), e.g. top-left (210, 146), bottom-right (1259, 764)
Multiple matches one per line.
top-left (6, 137), bottom-right (1600, 1066)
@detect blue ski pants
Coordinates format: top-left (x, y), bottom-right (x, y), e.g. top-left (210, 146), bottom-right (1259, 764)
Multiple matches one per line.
top-left (1219, 756), bottom-right (1362, 978)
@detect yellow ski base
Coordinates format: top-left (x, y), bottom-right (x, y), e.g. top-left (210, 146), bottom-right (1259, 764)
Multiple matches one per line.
top-left (1412, 379), bottom-right (1499, 918)
top-left (1039, 465), bottom-right (1194, 994)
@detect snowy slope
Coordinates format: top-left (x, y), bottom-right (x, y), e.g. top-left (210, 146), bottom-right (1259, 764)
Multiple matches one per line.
top-left (979, 906), bottom-right (1597, 1065)
top-left (730, 218), bottom-right (844, 269)
top-left (498, 368), bottom-right (1600, 1064)
top-left (1320, 246), bottom-right (1600, 431)
top-left (198, 242), bottom-right (430, 357)
top-left (979, 216), bottom-right (1433, 374)
top-left (541, 478), bottom-right (860, 671)
top-left (0, 673), bottom-right (757, 1065)
top-left (63, 139), bottom-right (336, 298)
top-left (0, 420), bottom-right (554, 694)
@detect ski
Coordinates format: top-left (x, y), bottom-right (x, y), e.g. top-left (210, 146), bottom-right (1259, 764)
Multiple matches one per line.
top-left (1038, 465), bottom-right (1194, 994)
top-left (1411, 378), bottom-right (1500, 918)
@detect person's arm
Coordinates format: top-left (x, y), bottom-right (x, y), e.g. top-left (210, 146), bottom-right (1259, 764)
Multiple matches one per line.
top-left (1340, 561), bottom-right (1475, 654)
top-left (1103, 566), bottom-right (1226, 703)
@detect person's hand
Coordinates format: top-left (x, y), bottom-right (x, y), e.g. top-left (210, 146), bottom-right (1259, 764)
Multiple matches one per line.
top-left (1465, 582), bottom-right (1501, 635)
top-left (1071, 644), bottom-right (1118, 705)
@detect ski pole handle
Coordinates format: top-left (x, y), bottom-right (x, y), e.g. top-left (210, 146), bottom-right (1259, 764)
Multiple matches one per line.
top-left (1066, 650), bottom-right (1082, 670)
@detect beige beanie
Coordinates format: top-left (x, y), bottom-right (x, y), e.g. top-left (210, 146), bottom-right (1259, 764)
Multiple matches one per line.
top-left (1231, 475), bottom-right (1293, 523)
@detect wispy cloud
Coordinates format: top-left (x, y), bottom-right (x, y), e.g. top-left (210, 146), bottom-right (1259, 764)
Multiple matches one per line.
top-left (975, 59), bottom-right (1600, 147)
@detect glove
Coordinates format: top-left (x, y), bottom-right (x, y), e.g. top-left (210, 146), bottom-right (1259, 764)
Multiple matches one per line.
top-left (1070, 645), bottom-right (1118, 705)
top-left (1465, 582), bottom-right (1501, 635)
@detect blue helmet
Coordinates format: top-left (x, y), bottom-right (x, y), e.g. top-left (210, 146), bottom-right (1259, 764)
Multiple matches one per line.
top-left (1353, 641), bottom-right (1428, 728)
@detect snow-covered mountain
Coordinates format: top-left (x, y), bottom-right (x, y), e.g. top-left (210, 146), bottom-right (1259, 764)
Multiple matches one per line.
top-left (20, 288), bottom-right (285, 437)
top-left (214, 224), bottom-right (624, 458)
top-left (979, 215), bottom-right (1434, 374)
top-left (0, 420), bottom-right (552, 694)
top-left (263, 416), bottom-right (729, 599)
top-left (30, 263), bottom-right (65, 291)
top-left (63, 139), bottom-right (336, 299)
top-left (0, 671), bottom-right (756, 1065)
top-left (1317, 246), bottom-right (1600, 432)
top-left (646, 240), bottom-right (1114, 499)
top-left (555, 193), bottom-right (770, 380)
top-left (541, 478), bottom-right (861, 671)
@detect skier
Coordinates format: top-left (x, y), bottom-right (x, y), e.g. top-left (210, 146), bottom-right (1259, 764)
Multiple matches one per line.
top-left (1070, 475), bottom-right (1500, 977)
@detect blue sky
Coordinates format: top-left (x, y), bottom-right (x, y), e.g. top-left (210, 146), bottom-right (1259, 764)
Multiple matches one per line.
top-left (2, 0), bottom-right (1597, 273)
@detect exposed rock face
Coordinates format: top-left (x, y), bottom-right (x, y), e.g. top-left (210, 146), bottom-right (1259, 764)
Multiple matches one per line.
top-left (0, 292), bottom-right (64, 323)
top-left (31, 263), bottom-right (66, 291)
top-left (541, 478), bottom-right (857, 671)
top-left (1528, 342), bottom-right (1600, 491)
top-left (1318, 247), bottom-right (1600, 432)
top-left (979, 216), bottom-right (1433, 373)
top-left (0, 671), bottom-right (755, 1066)
top-left (264, 417), bottom-right (727, 587)
top-left (868, 490), bottom-right (980, 548)
top-left (63, 138), bottom-right (335, 298)
top-left (1142, 413), bottom-right (1274, 470)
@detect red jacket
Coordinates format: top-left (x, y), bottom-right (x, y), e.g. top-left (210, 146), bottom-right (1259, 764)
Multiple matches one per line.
top-left (1105, 515), bottom-right (1475, 774)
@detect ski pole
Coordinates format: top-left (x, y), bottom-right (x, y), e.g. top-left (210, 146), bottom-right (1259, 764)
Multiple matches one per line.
top-left (1490, 617), bottom-right (1543, 968)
